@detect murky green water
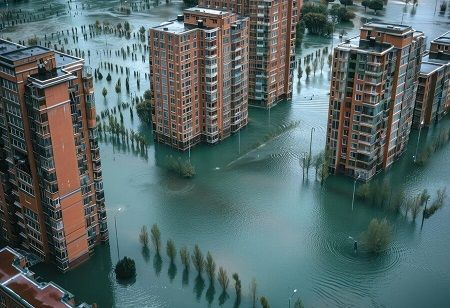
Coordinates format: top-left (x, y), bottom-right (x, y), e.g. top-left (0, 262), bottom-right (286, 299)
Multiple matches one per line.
top-left (2, 0), bottom-right (450, 307)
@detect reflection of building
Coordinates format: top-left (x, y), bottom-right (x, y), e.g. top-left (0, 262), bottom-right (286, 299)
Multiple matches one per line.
top-left (326, 23), bottom-right (425, 180)
top-left (0, 247), bottom-right (91, 307)
top-left (0, 40), bottom-right (108, 272)
top-left (149, 8), bottom-right (249, 149)
top-left (413, 31), bottom-right (450, 127)
top-left (199, 0), bottom-right (300, 108)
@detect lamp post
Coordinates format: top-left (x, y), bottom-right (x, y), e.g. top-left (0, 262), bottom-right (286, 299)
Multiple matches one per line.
top-left (238, 126), bottom-right (241, 155)
top-left (351, 174), bottom-right (361, 211)
top-left (288, 289), bottom-right (298, 308)
top-left (413, 120), bottom-right (424, 163)
top-left (114, 207), bottom-right (122, 260)
top-left (309, 127), bottom-right (315, 160)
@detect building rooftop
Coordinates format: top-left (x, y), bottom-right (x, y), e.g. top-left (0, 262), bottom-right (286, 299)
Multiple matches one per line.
top-left (420, 62), bottom-right (443, 75)
top-left (153, 20), bottom-right (194, 34)
top-left (0, 247), bottom-right (90, 308)
top-left (362, 22), bottom-right (412, 34)
top-left (0, 46), bottom-right (50, 62)
top-left (0, 39), bottom-right (23, 55)
top-left (432, 31), bottom-right (450, 45)
top-left (55, 52), bottom-right (82, 68)
top-left (337, 36), bottom-right (393, 54)
top-left (185, 6), bottom-right (230, 16)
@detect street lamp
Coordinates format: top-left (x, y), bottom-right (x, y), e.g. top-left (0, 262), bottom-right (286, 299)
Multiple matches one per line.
top-left (114, 207), bottom-right (122, 261)
top-left (351, 174), bottom-right (361, 211)
top-left (413, 120), bottom-right (424, 163)
top-left (309, 127), bottom-right (315, 160)
top-left (289, 289), bottom-right (298, 308)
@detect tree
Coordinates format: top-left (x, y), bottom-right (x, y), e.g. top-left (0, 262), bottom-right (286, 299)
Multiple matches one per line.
top-left (192, 245), bottom-right (205, 275)
top-left (328, 54), bottom-right (333, 67)
top-left (102, 87), bottom-right (108, 98)
top-left (368, 0), bottom-right (384, 13)
top-left (301, 2), bottom-right (328, 15)
top-left (303, 13), bottom-right (333, 36)
top-left (139, 225), bottom-right (149, 247)
top-left (312, 58), bottom-right (318, 76)
top-left (115, 257), bottom-right (136, 279)
top-left (250, 278), bottom-right (257, 308)
top-left (205, 252), bottom-right (216, 283)
top-left (232, 273), bottom-right (242, 303)
top-left (27, 37), bottom-right (38, 46)
top-left (330, 4), bottom-right (356, 22)
top-left (136, 99), bottom-right (152, 124)
top-left (124, 21), bottom-right (130, 32)
top-left (139, 26), bottom-right (146, 36)
top-left (339, 0), bottom-right (353, 7)
top-left (151, 224), bottom-right (161, 254)
top-left (362, 218), bottom-right (392, 254)
top-left (180, 246), bottom-right (190, 270)
top-left (106, 73), bottom-right (112, 81)
top-left (143, 89), bottom-right (152, 100)
top-left (260, 296), bottom-right (270, 308)
top-left (218, 267), bottom-right (229, 291)
top-left (305, 65), bottom-right (312, 78)
top-left (296, 21), bottom-right (306, 47)
top-left (294, 298), bottom-right (305, 308)
top-left (320, 56), bottom-right (325, 73)
top-left (183, 0), bottom-right (198, 7)
top-left (166, 239), bottom-right (176, 263)
top-left (361, 0), bottom-right (371, 11)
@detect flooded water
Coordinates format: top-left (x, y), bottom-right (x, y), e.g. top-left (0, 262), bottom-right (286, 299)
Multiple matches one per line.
top-left (2, 0), bottom-right (450, 307)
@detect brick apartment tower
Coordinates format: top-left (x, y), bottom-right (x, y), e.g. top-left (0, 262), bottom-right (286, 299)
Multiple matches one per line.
top-left (199, 0), bottom-right (300, 108)
top-left (149, 7), bottom-right (249, 149)
top-left (413, 31), bottom-right (450, 127)
top-left (326, 23), bottom-right (425, 180)
top-left (0, 40), bottom-right (108, 271)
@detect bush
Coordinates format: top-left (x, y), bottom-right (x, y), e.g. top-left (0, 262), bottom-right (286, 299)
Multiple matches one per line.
top-left (115, 257), bottom-right (136, 279)
top-left (136, 99), bottom-right (152, 124)
top-left (362, 218), bottom-right (392, 254)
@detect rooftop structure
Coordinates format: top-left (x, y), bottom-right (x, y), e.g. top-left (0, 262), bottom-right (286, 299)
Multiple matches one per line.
top-left (0, 247), bottom-right (90, 307)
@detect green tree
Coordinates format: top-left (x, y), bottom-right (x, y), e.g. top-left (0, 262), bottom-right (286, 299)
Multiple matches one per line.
top-left (180, 246), bottom-right (190, 270)
top-left (260, 296), bottom-right (270, 308)
top-left (192, 245), bottom-right (205, 275)
top-left (136, 99), bottom-right (152, 124)
top-left (362, 218), bottom-right (392, 254)
top-left (124, 21), bottom-right (130, 32)
top-left (301, 2), bottom-right (328, 15)
top-left (151, 224), bottom-right (161, 254)
top-left (330, 4), bottom-right (356, 22)
top-left (218, 267), bottom-right (229, 291)
top-left (339, 0), bottom-right (353, 7)
top-left (183, 0), bottom-right (198, 7)
top-left (305, 65), bottom-right (312, 78)
top-left (139, 225), bottom-right (149, 247)
top-left (166, 239), bottom-right (177, 263)
top-left (205, 252), bottom-right (216, 283)
top-left (102, 87), bottom-right (108, 98)
top-left (232, 273), bottom-right (242, 303)
top-left (368, 0), bottom-right (384, 13)
top-left (361, 0), bottom-right (371, 11)
top-left (115, 257), bottom-right (136, 279)
top-left (294, 298), bottom-right (305, 308)
top-left (303, 13), bottom-right (333, 36)
top-left (250, 278), bottom-right (257, 308)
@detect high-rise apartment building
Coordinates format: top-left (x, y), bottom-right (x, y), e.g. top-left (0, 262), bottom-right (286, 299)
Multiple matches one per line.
top-left (326, 23), bottom-right (425, 180)
top-left (149, 7), bottom-right (249, 149)
top-left (0, 40), bottom-right (107, 272)
top-left (413, 31), bottom-right (450, 127)
top-left (199, 0), bottom-right (300, 108)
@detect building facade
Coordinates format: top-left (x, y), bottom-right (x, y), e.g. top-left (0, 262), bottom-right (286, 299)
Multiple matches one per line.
top-left (149, 8), bottom-right (249, 149)
top-left (413, 31), bottom-right (450, 127)
top-left (0, 247), bottom-right (90, 307)
top-left (199, 0), bottom-right (300, 108)
top-left (0, 40), bottom-right (107, 272)
top-left (326, 23), bottom-right (425, 180)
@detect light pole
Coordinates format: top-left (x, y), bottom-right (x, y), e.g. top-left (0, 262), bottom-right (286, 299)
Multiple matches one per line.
top-left (288, 289), bottom-right (298, 308)
top-left (309, 127), bottom-right (315, 160)
top-left (351, 175), bottom-right (361, 211)
top-left (114, 207), bottom-right (122, 260)
top-left (413, 120), bottom-right (424, 163)
top-left (238, 127), bottom-right (241, 154)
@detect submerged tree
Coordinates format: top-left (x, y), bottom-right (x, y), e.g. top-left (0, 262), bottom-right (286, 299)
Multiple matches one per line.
top-left (139, 225), bottom-right (149, 247)
top-left (192, 245), bottom-right (205, 275)
top-left (362, 218), bottom-right (392, 254)
top-left (151, 224), bottom-right (161, 254)
top-left (218, 267), bottom-right (230, 292)
top-left (115, 257), bottom-right (136, 280)
top-left (180, 246), bottom-right (191, 270)
top-left (205, 252), bottom-right (216, 283)
top-left (166, 239), bottom-right (177, 263)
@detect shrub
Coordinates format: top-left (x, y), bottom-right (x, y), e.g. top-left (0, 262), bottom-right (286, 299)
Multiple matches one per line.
top-left (115, 257), bottom-right (136, 279)
top-left (362, 218), bottom-right (392, 254)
